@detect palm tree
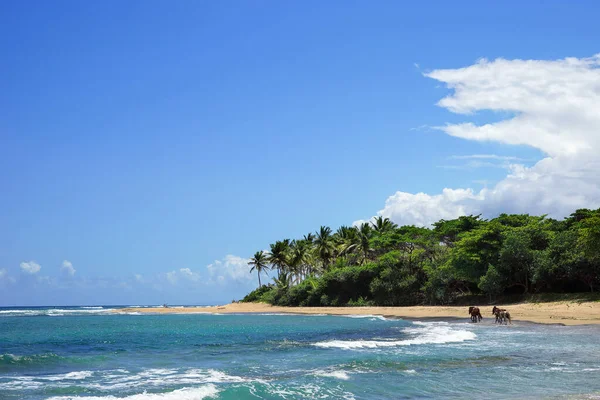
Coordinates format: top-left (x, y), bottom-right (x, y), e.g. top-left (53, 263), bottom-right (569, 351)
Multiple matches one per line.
top-left (314, 226), bottom-right (335, 270)
top-left (356, 222), bottom-right (374, 263)
top-left (248, 251), bottom-right (269, 287)
top-left (272, 271), bottom-right (289, 290)
top-left (372, 216), bottom-right (397, 234)
top-left (267, 240), bottom-right (290, 277)
top-left (289, 239), bottom-right (311, 284)
top-left (336, 226), bottom-right (355, 242)
top-left (303, 233), bottom-right (315, 244)
top-left (337, 224), bottom-right (372, 264)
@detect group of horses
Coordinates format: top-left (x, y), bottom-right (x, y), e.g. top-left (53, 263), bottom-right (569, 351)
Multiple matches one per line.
top-left (468, 306), bottom-right (512, 325)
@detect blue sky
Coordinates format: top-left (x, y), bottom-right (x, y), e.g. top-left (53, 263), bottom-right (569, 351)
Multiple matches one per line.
top-left (1, 1), bottom-right (599, 305)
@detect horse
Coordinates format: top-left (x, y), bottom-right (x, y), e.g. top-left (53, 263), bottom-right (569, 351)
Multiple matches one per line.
top-left (492, 306), bottom-right (512, 325)
top-left (492, 306), bottom-right (504, 323)
top-left (468, 306), bottom-right (482, 322)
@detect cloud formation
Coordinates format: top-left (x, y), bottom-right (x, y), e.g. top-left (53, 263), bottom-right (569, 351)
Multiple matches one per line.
top-left (165, 268), bottom-right (201, 285)
top-left (61, 260), bottom-right (76, 276)
top-left (206, 255), bottom-right (253, 285)
top-left (362, 55), bottom-right (600, 226)
top-left (20, 261), bottom-right (41, 274)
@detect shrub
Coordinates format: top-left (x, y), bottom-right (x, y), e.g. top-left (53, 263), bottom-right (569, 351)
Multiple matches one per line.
top-left (241, 284), bottom-right (274, 303)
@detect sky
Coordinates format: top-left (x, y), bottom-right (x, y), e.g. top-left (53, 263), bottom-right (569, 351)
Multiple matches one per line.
top-left (1, 1), bottom-right (599, 306)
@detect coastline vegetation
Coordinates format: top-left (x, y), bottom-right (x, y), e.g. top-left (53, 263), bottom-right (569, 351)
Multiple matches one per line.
top-left (243, 209), bottom-right (600, 306)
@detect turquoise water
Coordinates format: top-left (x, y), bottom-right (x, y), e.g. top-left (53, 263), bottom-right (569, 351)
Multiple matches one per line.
top-left (1, 307), bottom-right (600, 399)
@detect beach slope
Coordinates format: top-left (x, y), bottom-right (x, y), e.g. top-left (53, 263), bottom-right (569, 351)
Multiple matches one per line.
top-left (118, 301), bottom-right (600, 325)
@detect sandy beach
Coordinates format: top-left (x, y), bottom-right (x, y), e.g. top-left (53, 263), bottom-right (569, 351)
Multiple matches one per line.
top-left (117, 301), bottom-right (600, 325)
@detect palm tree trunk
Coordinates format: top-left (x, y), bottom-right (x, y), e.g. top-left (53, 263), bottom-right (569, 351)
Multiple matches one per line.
top-left (258, 272), bottom-right (261, 287)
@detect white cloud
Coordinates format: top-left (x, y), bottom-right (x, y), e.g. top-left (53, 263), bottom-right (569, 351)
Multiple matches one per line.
top-left (165, 268), bottom-right (201, 285)
top-left (61, 260), bottom-right (76, 276)
top-left (166, 271), bottom-right (178, 285)
top-left (179, 267), bottom-right (201, 282)
top-left (206, 254), bottom-right (253, 285)
top-left (367, 189), bottom-right (484, 227)
top-left (20, 261), bottom-right (41, 274)
top-left (0, 268), bottom-right (7, 281)
top-left (449, 154), bottom-right (528, 162)
top-left (361, 55), bottom-right (600, 226)
top-left (134, 274), bottom-right (143, 283)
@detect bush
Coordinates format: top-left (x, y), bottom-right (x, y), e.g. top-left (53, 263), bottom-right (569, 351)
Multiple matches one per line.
top-left (241, 284), bottom-right (274, 303)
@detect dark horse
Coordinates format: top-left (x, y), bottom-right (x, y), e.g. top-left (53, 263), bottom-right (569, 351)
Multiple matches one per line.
top-left (492, 306), bottom-right (512, 325)
top-left (468, 306), bottom-right (482, 322)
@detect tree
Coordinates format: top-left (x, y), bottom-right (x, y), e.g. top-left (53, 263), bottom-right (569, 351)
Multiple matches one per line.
top-left (243, 208), bottom-right (600, 307)
top-left (433, 215), bottom-right (482, 245)
top-left (445, 220), bottom-right (503, 286)
top-left (356, 223), bottom-right (374, 263)
top-left (371, 216), bottom-right (397, 234)
top-left (289, 239), bottom-right (311, 284)
top-left (478, 264), bottom-right (505, 300)
top-left (248, 251), bottom-right (269, 287)
top-left (580, 215), bottom-right (600, 263)
top-left (314, 226), bottom-right (335, 270)
top-left (267, 240), bottom-right (290, 277)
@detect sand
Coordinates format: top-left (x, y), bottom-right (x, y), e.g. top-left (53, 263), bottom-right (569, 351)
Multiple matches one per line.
top-left (117, 301), bottom-right (600, 325)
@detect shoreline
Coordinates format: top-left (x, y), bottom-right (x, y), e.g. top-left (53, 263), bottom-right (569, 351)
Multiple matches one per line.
top-left (116, 300), bottom-right (600, 326)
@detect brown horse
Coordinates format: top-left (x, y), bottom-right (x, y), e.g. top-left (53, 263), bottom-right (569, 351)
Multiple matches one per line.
top-left (492, 306), bottom-right (512, 325)
top-left (468, 306), bottom-right (482, 322)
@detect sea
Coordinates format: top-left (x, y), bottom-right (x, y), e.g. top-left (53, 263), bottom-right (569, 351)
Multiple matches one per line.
top-left (1, 306), bottom-right (600, 399)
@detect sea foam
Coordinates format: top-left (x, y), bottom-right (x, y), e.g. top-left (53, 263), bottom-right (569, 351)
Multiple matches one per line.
top-left (0, 308), bottom-right (114, 317)
top-left (313, 321), bottom-right (476, 349)
top-left (313, 369), bottom-right (351, 380)
top-left (342, 314), bottom-right (389, 321)
top-left (41, 371), bottom-right (95, 381)
top-left (47, 385), bottom-right (219, 400)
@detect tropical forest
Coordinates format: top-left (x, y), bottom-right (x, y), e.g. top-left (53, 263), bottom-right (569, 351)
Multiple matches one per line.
top-left (244, 209), bottom-right (600, 306)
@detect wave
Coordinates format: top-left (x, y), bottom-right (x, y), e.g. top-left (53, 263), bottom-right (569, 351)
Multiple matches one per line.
top-left (41, 371), bottom-right (95, 381)
top-left (0, 368), bottom-right (254, 393)
top-left (0, 353), bottom-right (63, 366)
top-left (46, 384), bottom-right (219, 400)
top-left (0, 308), bottom-right (114, 317)
top-left (313, 369), bottom-right (351, 380)
top-left (342, 314), bottom-right (389, 321)
top-left (313, 321), bottom-right (476, 349)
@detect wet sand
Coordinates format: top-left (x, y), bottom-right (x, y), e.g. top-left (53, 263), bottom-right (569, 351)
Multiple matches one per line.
top-left (117, 301), bottom-right (600, 325)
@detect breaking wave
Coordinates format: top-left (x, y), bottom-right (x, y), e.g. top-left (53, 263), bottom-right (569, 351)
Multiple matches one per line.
top-left (0, 353), bottom-right (63, 366)
top-left (0, 368), bottom-right (261, 392)
top-left (313, 321), bottom-right (476, 349)
top-left (0, 308), bottom-right (114, 317)
top-left (342, 314), bottom-right (389, 321)
top-left (313, 369), bottom-right (351, 380)
top-left (47, 385), bottom-right (219, 400)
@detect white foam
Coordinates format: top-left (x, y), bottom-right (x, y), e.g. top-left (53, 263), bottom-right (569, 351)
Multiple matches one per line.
top-left (47, 385), bottom-right (219, 400)
top-left (313, 321), bottom-right (476, 349)
top-left (0, 310), bottom-right (37, 314)
top-left (0, 308), bottom-right (114, 316)
top-left (46, 309), bottom-right (114, 314)
top-left (313, 370), bottom-right (350, 380)
top-left (2, 368), bottom-right (253, 393)
top-left (77, 368), bottom-right (257, 391)
top-left (42, 371), bottom-right (94, 381)
top-left (343, 314), bottom-right (389, 321)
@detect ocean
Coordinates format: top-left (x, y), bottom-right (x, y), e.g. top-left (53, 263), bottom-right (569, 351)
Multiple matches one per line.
top-left (1, 306), bottom-right (599, 399)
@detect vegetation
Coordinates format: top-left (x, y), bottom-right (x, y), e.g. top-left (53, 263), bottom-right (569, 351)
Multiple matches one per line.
top-left (243, 209), bottom-right (600, 306)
